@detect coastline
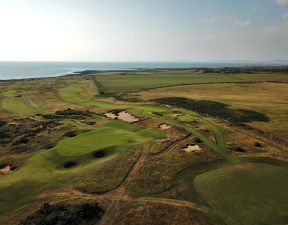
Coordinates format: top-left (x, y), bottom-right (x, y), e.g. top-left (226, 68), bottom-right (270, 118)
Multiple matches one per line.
top-left (0, 65), bottom-right (288, 82)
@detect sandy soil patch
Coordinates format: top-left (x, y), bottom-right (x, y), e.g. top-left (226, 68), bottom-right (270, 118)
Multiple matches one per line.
top-left (0, 165), bottom-right (15, 174)
top-left (159, 124), bottom-right (172, 130)
top-left (118, 111), bottom-right (139, 123)
top-left (105, 111), bottom-right (139, 123)
top-left (182, 145), bottom-right (202, 153)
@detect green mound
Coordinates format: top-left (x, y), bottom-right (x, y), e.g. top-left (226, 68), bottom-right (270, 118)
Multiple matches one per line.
top-left (0, 120), bottom-right (164, 213)
top-left (194, 162), bottom-right (288, 225)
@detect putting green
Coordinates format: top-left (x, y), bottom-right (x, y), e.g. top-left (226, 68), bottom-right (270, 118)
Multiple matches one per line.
top-left (193, 162), bottom-right (288, 225)
top-left (58, 83), bottom-right (121, 109)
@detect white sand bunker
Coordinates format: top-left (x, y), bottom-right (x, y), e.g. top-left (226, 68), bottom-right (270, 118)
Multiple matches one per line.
top-left (182, 145), bottom-right (202, 153)
top-left (0, 165), bottom-right (14, 175)
top-left (105, 111), bottom-right (139, 123)
top-left (159, 124), bottom-right (172, 130)
top-left (105, 112), bottom-right (118, 120)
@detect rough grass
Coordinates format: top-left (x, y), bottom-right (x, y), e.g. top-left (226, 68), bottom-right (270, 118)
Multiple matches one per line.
top-left (194, 162), bottom-right (288, 225)
top-left (115, 201), bottom-right (221, 225)
top-left (126, 140), bottom-right (220, 197)
top-left (75, 146), bottom-right (141, 193)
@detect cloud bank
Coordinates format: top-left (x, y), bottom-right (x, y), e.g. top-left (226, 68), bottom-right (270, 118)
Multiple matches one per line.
top-left (233, 20), bottom-right (251, 27)
top-left (275, 0), bottom-right (288, 6)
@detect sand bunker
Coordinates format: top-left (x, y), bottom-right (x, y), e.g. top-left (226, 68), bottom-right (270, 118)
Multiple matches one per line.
top-left (159, 124), bottom-right (172, 130)
top-left (105, 111), bottom-right (139, 123)
top-left (182, 145), bottom-right (202, 153)
top-left (105, 113), bottom-right (118, 120)
top-left (93, 150), bottom-right (106, 158)
top-left (118, 111), bottom-right (139, 122)
top-left (66, 131), bottom-right (77, 138)
top-left (63, 161), bottom-right (77, 169)
top-left (0, 165), bottom-right (15, 175)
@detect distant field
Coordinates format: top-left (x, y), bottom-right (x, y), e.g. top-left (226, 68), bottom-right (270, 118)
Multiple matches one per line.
top-left (95, 72), bottom-right (288, 93)
top-left (137, 82), bottom-right (288, 136)
top-left (194, 162), bottom-right (288, 225)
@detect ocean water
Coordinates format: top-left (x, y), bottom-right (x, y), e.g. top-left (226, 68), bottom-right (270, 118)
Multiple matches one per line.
top-left (0, 61), bottom-right (286, 80)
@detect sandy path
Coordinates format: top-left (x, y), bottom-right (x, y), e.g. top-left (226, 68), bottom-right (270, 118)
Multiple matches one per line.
top-left (137, 197), bottom-right (208, 212)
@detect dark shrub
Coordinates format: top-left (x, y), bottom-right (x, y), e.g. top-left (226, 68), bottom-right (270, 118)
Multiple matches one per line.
top-left (195, 138), bottom-right (202, 143)
top-left (65, 131), bottom-right (77, 138)
top-left (43, 109), bottom-right (95, 120)
top-left (230, 145), bottom-right (246, 152)
top-left (154, 97), bottom-right (269, 124)
top-left (21, 202), bottom-right (104, 225)
top-left (0, 131), bottom-right (10, 139)
top-left (0, 120), bottom-right (7, 127)
top-left (13, 137), bottom-right (29, 145)
top-left (254, 142), bottom-right (265, 148)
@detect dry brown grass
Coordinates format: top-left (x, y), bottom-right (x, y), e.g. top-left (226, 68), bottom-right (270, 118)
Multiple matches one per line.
top-left (74, 148), bottom-right (142, 194)
top-left (218, 121), bottom-right (288, 161)
top-left (115, 201), bottom-right (219, 225)
top-left (136, 82), bottom-right (288, 137)
top-left (126, 136), bottom-right (220, 197)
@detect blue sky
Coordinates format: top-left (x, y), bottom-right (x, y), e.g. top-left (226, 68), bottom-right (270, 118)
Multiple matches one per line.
top-left (0, 0), bottom-right (287, 61)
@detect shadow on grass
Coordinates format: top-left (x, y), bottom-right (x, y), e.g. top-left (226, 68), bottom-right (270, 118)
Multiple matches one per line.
top-left (154, 97), bottom-right (269, 124)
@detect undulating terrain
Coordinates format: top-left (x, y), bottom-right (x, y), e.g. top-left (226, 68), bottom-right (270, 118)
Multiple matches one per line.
top-left (0, 67), bottom-right (288, 225)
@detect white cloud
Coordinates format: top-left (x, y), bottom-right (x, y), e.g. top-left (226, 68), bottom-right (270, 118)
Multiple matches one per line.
top-left (233, 20), bottom-right (251, 27)
top-left (282, 12), bottom-right (288, 19)
top-left (203, 17), bottom-right (217, 24)
top-left (275, 0), bottom-right (288, 6)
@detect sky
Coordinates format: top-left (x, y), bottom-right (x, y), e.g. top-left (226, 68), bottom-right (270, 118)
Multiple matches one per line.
top-left (0, 0), bottom-right (287, 61)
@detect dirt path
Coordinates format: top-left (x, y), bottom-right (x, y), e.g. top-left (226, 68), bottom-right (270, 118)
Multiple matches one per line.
top-left (153, 134), bottom-right (191, 156)
top-left (97, 144), bottom-right (152, 225)
top-left (137, 197), bottom-right (209, 212)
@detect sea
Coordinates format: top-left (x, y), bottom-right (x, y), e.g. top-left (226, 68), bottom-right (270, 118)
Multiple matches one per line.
top-left (0, 61), bottom-right (287, 80)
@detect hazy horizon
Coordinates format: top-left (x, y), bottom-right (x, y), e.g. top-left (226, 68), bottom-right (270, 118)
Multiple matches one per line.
top-left (1, 0), bottom-right (288, 61)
